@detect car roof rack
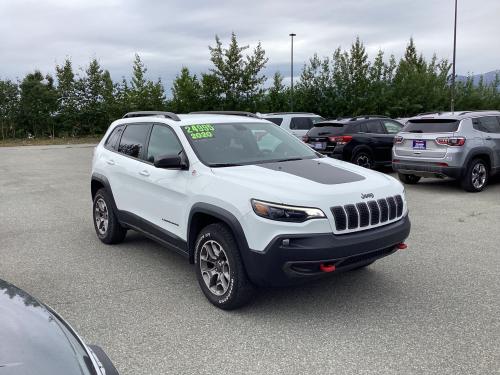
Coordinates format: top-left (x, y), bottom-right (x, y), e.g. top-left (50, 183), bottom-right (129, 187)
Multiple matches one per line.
top-left (123, 111), bottom-right (180, 121)
top-left (264, 112), bottom-right (316, 115)
top-left (457, 110), bottom-right (499, 116)
top-left (189, 111), bottom-right (259, 118)
top-left (349, 115), bottom-right (389, 121)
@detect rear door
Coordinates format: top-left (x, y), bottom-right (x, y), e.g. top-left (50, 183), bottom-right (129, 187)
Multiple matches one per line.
top-left (474, 116), bottom-right (500, 168)
top-left (394, 119), bottom-right (460, 159)
top-left (112, 123), bottom-right (152, 214)
top-left (363, 120), bottom-right (389, 161)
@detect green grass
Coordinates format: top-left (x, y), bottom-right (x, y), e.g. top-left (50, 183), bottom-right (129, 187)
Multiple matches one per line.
top-left (0, 136), bottom-right (102, 147)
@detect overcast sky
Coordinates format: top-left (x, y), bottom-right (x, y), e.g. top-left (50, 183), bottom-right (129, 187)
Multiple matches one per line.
top-left (1, 0), bottom-right (498, 91)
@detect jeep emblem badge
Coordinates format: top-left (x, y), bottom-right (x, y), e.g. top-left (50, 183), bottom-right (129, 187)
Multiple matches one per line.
top-left (361, 193), bottom-right (374, 199)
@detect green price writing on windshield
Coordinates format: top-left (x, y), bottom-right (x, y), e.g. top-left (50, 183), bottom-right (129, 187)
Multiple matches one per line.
top-left (185, 124), bottom-right (215, 139)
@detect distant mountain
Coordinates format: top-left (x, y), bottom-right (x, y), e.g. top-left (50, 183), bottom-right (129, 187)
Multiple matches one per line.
top-left (457, 70), bottom-right (499, 86)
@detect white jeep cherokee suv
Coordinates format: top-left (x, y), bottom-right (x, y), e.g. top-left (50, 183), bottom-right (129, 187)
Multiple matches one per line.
top-left (91, 111), bottom-right (411, 309)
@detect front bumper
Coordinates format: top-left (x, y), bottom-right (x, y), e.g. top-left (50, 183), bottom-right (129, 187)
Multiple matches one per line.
top-left (393, 161), bottom-right (463, 179)
top-left (241, 215), bottom-right (411, 286)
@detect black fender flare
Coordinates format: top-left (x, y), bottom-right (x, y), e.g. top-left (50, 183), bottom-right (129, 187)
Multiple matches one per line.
top-left (187, 203), bottom-right (250, 265)
top-left (463, 147), bottom-right (495, 174)
top-left (90, 173), bottom-right (119, 213)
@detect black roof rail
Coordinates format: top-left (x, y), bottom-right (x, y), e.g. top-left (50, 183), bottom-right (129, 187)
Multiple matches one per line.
top-left (264, 112), bottom-right (316, 115)
top-left (123, 111), bottom-right (180, 121)
top-left (189, 111), bottom-right (258, 118)
top-left (416, 111), bottom-right (442, 116)
top-left (349, 115), bottom-right (389, 121)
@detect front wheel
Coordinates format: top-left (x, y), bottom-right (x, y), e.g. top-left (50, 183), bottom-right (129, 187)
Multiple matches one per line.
top-left (398, 173), bottom-right (421, 184)
top-left (461, 158), bottom-right (489, 192)
top-left (194, 223), bottom-right (255, 310)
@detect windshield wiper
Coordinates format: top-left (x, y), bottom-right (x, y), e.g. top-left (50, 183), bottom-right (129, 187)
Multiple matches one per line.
top-left (273, 158), bottom-right (303, 163)
top-left (210, 163), bottom-right (243, 168)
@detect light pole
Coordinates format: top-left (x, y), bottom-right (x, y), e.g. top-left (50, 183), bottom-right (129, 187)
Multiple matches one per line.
top-left (289, 33), bottom-right (296, 111)
top-left (451, 0), bottom-right (458, 112)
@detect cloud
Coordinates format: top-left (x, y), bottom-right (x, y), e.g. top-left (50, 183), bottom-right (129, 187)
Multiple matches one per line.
top-left (0, 0), bottom-right (498, 91)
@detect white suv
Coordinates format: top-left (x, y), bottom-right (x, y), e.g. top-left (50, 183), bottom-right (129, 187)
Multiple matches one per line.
top-left (259, 112), bottom-right (324, 139)
top-left (91, 111), bottom-right (411, 309)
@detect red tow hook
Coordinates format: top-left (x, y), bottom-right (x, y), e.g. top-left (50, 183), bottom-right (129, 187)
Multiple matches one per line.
top-left (396, 243), bottom-right (408, 250)
top-left (319, 263), bottom-right (336, 273)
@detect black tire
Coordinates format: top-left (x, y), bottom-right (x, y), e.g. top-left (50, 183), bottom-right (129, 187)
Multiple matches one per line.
top-left (194, 223), bottom-right (255, 310)
top-left (352, 151), bottom-right (373, 169)
top-left (93, 188), bottom-right (127, 244)
top-left (461, 158), bottom-right (489, 192)
top-left (398, 173), bottom-right (421, 184)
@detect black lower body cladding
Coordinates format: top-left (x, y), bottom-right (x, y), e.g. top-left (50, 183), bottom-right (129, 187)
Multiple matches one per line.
top-left (393, 162), bottom-right (463, 179)
top-left (241, 215), bottom-right (411, 287)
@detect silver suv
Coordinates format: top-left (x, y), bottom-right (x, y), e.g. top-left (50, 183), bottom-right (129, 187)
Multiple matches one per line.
top-left (393, 111), bottom-right (500, 192)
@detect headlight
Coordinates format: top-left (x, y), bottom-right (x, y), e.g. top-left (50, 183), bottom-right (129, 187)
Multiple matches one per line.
top-left (251, 199), bottom-right (326, 222)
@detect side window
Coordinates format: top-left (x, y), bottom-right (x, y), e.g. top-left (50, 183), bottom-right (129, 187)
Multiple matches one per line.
top-left (346, 124), bottom-right (361, 133)
top-left (366, 121), bottom-right (385, 134)
top-left (147, 125), bottom-right (183, 163)
top-left (476, 116), bottom-right (500, 133)
top-left (290, 117), bottom-right (313, 130)
top-left (358, 123), bottom-right (368, 133)
top-left (383, 120), bottom-right (403, 134)
top-left (104, 125), bottom-right (124, 151)
top-left (118, 124), bottom-right (150, 159)
top-left (266, 118), bottom-right (283, 126)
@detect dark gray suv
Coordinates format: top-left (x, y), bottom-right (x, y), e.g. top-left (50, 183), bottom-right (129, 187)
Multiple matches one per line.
top-left (392, 111), bottom-right (500, 192)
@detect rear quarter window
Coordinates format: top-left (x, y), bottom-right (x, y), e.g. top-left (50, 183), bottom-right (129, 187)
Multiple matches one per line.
top-left (473, 116), bottom-right (500, 133)
top-left (403, 119), bottom-right (459, 133)
top-left (266, 118), bottom-right (283, 126)
top-left (307, 124), bottom-right (345, 137)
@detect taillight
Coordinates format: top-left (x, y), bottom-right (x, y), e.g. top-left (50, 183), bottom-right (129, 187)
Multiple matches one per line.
top-left (436, 137), bottom-right (466, 146)
top-left (302, 135), bottom-right (309, 143)
top-left (394, 136), bottom-right (404, 144)
top-left (328, 135), bottom-right (352, 145)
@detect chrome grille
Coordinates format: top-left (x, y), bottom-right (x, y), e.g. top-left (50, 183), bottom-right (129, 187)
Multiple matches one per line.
top-left (331, 195), bottom-right (404, 232)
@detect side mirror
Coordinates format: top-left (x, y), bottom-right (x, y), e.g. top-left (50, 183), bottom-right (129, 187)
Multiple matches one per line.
top-left (154, 154), bottom-right (189, 170)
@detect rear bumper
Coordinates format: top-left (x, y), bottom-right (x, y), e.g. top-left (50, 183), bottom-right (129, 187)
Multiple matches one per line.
top-left (241, 215), bottom-right (411, 287)
top-left (393, 161), bottom-right (463, 179)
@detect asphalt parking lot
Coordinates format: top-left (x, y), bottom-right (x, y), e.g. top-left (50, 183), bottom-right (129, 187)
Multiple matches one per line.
top-left (0, 144), bottom-right (499, 375)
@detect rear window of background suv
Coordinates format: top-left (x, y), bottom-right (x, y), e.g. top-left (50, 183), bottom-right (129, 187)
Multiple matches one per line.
top-left (402, 119), bottom-right (459, 133)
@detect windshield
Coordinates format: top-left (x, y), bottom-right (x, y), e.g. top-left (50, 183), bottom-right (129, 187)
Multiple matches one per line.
top-left (182, 122), bottom-right (319, 166)
top-left (402, 119), bottom-right (459, 133)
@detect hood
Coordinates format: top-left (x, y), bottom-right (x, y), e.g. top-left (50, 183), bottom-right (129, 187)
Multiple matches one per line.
top-left (0, 280), bottom-right (91, 375)
top-left (211, 157), bottom-right (401, 206)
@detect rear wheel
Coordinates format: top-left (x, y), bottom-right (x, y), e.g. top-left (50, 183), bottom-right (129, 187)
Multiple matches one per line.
top-left (93, 188), bottom-right (127, 244)
top-left (398, 173), bottom-right (421, 184)
top-left (352, 151), bottom-right (373, 169)
top-left (461, 158), bottom-right (489, 192)
top-left (194, 223), bottom-right (255, 310)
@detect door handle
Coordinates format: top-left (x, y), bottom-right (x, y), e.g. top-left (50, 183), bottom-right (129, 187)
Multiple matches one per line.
top-left (139, 170), bottom-right (150, 177)
top-left (106, 159), bottom-right (115, 165)
top-left (485, 136), bottom-right (492, 140)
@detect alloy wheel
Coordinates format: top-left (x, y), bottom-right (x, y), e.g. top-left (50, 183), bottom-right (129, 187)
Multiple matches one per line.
top-left (94, 198), bottom-right (109, 235)
top-left (471, 163), bottom-right (486, 189)
top-left (199, 240), bottom-right (231, 296)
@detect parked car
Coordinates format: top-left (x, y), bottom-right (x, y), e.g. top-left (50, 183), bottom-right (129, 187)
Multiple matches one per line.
top-left (393, 110), bottom-right (500, 192)
top-left (0, 279), bottom-right (118, 375)
top-left (91, 111), bottom-right (410, 310)
top-left (259, 112), bottom-right (324, 139)
top-left (303, 115), bottom-right (403, 168)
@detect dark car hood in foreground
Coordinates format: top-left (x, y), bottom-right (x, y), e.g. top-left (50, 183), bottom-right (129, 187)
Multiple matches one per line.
top-left (0, 280), bottom-right (92, 375)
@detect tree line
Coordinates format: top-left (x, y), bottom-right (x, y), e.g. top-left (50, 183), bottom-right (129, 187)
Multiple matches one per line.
top-left (1, 33), bottom-right (499, 139)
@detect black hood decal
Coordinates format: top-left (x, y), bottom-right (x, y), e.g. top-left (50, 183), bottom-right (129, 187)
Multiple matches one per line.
top-left (258, 159), bottom-right (365, 185)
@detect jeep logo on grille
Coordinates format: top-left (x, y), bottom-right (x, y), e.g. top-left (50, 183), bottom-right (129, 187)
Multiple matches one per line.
top-left (361, 193), bottom-right (374, 199)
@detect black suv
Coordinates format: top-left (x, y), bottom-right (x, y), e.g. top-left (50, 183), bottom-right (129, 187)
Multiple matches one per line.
top-left (304, 116), bottom-right (403, 168)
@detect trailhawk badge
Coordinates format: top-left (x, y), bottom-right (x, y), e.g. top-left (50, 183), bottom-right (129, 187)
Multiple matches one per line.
top-left (361, 193), bottom-right (374, 199)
